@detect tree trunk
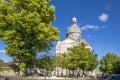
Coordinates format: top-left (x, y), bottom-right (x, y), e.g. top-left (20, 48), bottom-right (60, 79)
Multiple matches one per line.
top-left (44, 70), bottom-right (46, 80)
top-left (66, 68), bottom-right (67, 77)
top-left (72, 69), bottom-right (74, 78)
top-left (82, 69), bottom-right (86, 77)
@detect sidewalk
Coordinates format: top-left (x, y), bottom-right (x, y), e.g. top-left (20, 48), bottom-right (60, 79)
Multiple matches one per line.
top-left (0, 76), bottom-right (97, 80)
top-left (27, 76), bottom-right (72, 79)
top-left (26, 76), bottom-right (96, 80)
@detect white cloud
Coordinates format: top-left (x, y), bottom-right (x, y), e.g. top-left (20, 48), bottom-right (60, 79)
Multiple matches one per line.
top-left (81, 24), bottom-right (100, 31)
top-left (99, 13), bottom-right (108, 22)
top-left (81, 24), bottom-right (107, 31)
top-left (0, 50), bottom-right (6, 53)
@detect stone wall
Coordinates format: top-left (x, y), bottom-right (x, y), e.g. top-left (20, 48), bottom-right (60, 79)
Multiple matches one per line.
top-left (0, 70), bottom-right (24, 77)
top-left (0, 70), bottom-right (16, 76)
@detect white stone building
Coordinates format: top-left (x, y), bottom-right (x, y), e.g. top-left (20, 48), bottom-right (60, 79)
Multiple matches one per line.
top-left (56, 17), bottom-right (92, 55)
top-left (54, 17), bottom-right (93, 76)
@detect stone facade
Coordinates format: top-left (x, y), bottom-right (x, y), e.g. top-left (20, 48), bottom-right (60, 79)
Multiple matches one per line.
top-left (56, 17), bottom-right (92, 55)
top-left (53, 17), bottom-right (93, 76)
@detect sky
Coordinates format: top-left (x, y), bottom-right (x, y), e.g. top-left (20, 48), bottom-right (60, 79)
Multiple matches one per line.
top-left (0, 0), bottom-right (120, 62)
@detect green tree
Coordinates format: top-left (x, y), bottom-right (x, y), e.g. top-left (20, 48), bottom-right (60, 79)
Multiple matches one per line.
top-left (61, 53), bottom-right (70, 68)
top-left (0, 59), bottom-right (4, 69)
top-left (0, 59), bottom-right (4, 63)
top-left (0, 0), bottom-right (59, 67)
top-left (100, 52), bottom-right (119, 74)
top-left (46, 55), bottom-right (55, 76)
top-left (37, 54), bottom-right (55, 77)
top-left (60, 53), bottom-right (71, 76)
top-left (54, 53), bottom-right (72, 77)
top-left (68, 43), bottom-right (98, 75)
top-left (55, 43), bottom-right (98, 77)
top-left (113, 57), bottom-right (120, 74)
top-left (54, 53), bottom-right (70, 68)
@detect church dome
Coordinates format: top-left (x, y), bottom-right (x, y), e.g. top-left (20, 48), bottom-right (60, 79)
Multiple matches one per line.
top-left (67, 24), bottom-right (81, 34)
top-left (66, 17), bottom-right (82, 42)
top-left (67, 17), bottom-right (82, 34)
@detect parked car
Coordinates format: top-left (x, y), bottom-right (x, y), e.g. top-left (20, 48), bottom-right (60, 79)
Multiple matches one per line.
top-left (110, 74), bottom-right (120, 80)
top-left (98, 74), bottom-right (120, 80)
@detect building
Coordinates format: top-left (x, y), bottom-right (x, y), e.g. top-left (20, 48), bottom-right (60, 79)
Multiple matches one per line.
top-left (54, 17), bottom-right (93, 76)
top-left (56, 17), bottom-right (92, 55)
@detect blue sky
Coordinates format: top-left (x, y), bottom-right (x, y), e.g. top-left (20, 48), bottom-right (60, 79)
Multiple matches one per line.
top-left (50, 0), bottom-right (120, 60)
top-left (0, 0), bottom-right (120, 62)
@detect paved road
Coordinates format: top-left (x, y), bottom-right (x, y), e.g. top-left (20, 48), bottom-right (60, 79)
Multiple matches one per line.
top-left (0, 76), bottom-right (99, 80)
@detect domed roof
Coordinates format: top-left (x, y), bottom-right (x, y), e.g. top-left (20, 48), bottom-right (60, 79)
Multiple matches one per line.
top-left (67, 17), bottom-right (82, 34)
top-left (67, 24), bottom-right (81, 34)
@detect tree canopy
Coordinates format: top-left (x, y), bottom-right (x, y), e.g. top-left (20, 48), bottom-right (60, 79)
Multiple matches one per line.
top-left (55, 42), bottom-right (98, 72)
top-left (37, 54), bottom-right (55, 76)
top-left (0, 59), bottom-right (4, 63)
top-left (0, 0), bottom-right (59, 63)
top-left (68, 43), bottom-right (98, 71)
top-left (100, 52), bottom-right (120, 74)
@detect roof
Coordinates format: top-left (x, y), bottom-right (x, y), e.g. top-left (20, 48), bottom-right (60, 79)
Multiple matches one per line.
top-left (0, 62), bottom-right (12, 67)
top-left (67, 17), bottom-right (82, 34)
